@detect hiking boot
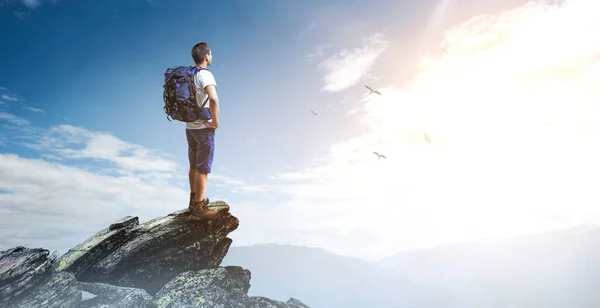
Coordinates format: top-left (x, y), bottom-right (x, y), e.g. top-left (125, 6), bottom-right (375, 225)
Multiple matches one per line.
top-left (190, 198), bottom-right (219, 219)
top-left (193, 206), bottom-right (220, 220)
top-left (189, 197), bottom-right (209, 211)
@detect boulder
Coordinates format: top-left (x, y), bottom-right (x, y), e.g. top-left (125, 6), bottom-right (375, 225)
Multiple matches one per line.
top-left (61, 202), bottom-right (237, 294)
top-left (1, 246), bottom-right (81, 307)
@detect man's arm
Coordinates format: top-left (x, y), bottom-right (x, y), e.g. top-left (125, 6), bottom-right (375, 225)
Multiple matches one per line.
top-left (205, 84), bottom-right (219, 128)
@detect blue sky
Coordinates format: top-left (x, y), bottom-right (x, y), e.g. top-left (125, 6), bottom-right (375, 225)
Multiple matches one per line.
top-left (0, 0), bottom-right (430, 177)
top-left (3, 0), bottom-right (600, 261)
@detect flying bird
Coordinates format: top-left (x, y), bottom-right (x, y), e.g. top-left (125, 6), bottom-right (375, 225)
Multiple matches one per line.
top-left (365, 85), bottom-right (382, 95)
top-left (373, 151), bottom-right (386, 159)
top-left (311, 110), bottom-right (318, 116)
top-left (424, 133), bottom-right (431, 143)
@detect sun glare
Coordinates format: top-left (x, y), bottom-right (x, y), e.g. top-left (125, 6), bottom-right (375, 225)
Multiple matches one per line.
top-left (344, 0), bottom-right (600, 243)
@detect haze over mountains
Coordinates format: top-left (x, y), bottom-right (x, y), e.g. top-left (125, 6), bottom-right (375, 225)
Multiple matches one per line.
top-left (222, 244), bottom-right (427, 308)
top-left (223, 225), bottom-right (600, 308)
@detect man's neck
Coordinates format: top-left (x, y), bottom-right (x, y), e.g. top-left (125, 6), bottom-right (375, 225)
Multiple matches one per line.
top-left (196, 63), bottom-right (208, 69)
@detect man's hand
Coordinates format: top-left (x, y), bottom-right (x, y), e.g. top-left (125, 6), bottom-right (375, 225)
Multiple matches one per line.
top-left (206, 119), bottom-right (219, 129)
top-left (204, 85), bottom-right (219, 130)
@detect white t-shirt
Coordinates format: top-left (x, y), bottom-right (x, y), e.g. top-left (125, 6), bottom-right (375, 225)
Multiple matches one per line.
top-left (186, 69), bottom-right (217, 130)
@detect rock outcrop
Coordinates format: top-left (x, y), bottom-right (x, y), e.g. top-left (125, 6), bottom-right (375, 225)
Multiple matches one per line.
top-left (0, 247), bottom-right (81, 308)
top-left (153, 267), bottom-right (309, 308)
top-left (0, 201), bottom-right (310, 308)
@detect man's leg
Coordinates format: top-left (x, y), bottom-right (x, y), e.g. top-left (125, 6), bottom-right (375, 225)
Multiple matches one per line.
top-left (189, 168), bottom-right (197, 194)
top-left (186, 129), bottom-right (198, 208)
top-left (190, 128), bottom-right (217, 217)
top-left (189, 168), bottom-right (197, 205)
top-left (194, 172), bottom-right (208, 202)
top-left (193, 128), bottom-right (215, 204)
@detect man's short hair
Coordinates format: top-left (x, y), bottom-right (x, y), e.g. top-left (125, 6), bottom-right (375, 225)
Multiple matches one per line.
top-left (192, 42), bottom-right (211, 64)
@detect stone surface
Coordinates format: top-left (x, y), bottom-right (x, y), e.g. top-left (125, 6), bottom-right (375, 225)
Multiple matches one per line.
top-left (1, 247), bottom-right (81, 308)
top-left (153, 266), bottom-right (253, 308)
top-left (248, 296), bottom-right (312, 308)
top-left (0, 246), bottom-right (54, 305)
top-left (79, 204), bottom-right (237, 294)
top-left (10, 271), bottom-right (81, 308)
top-left (77, 281), bottom-right (154, 308)
top-left (55, 216), bottom-right (139, 278)
top-left (1, 201), bottom-right (309, 308)
top-left (153, 266), bottom-right (311, 308)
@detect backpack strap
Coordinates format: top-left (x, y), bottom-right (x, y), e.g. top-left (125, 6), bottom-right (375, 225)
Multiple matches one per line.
top-left (192, 67), bottom-right (210, 109)
top-left (199, 96), bottom-right (209, 108)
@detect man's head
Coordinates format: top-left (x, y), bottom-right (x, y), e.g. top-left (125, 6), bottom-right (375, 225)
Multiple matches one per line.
top-left (192, 42), bottom-right (212, 67)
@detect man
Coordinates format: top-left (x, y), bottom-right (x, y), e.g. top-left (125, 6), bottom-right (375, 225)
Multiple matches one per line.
top-left (187, 42), bottom-right (219, 218)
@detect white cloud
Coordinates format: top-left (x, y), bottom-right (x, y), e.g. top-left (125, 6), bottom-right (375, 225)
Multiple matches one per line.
top-left (1, 94), bottom-right (19, 102)
top-left (256, 0), bottom-right (600, 260)
top-left (1, 111), bottom-right (247, 190)
top-left (210, 174), bottom-right (274, 194)
top-left (0, 112), bottom-right (30, 126)
top-left (362, 73), bottom-right (382, 81)
top-left (4, 0), bottom-right (57, 17)
top-left (0, 91), bottom-right (20, 104)
top-left (210, 174), bottom-right (247, 186)
top-left (28, 124), bottom-right (178, 173)
top-left (304, 43), bottom-right (333, 59)
top-left (13, 10), bottom-right (30, 20)
top-left (20, 0), bottom-right (40, 8)
top-left (0, 153), bottom-right (188, 254)
top-left (23, 106), bottom-right (44, 113)
top-left (317, 33), bottom-right (388, 92)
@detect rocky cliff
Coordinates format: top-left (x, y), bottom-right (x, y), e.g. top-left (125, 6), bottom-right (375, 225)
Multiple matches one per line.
top-left (0, 201), bottom-right (310, 308)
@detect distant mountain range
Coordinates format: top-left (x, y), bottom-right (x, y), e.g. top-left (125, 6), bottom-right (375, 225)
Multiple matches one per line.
top-left (377, 225), bottom-right (600, 308)
top-left (223, 225), bottom-right (600, 308)
top-left (221, 244), bottom-right (427, 308)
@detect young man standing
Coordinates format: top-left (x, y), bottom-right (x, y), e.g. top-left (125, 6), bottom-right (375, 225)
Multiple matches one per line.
top-left (187, 42), bottom-right (219, 218)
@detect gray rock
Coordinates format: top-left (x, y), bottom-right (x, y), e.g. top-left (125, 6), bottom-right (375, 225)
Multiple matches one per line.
top-left (0, 246), bottom-right (54, 305)
top-left (2, 201), bottom-right (310, 308)
top-left (10, 271), bottom-right (81, 308)
top-left (248, 296), bottom-right (311, 308)
top-left (286, 297), bottom-right (311, 308)
top-left (80, 204), bottom-right (238, 294)
top-left (49, 251), bottom-right (59, 263)
top-left (249, 296), bottom-right (289, 308)
top-left (1, 247), bottom-right (81, 308)
top-left (77, 281), bottom-right (154, 308)
top-left (55, 216), bottom-right (139, 277)
top-left (109, 216), bottom-right (139, 231)
top-left (153, 266), bottom-right (251, 308)
top-left (153, 266), bottom-right (311, 308)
